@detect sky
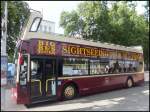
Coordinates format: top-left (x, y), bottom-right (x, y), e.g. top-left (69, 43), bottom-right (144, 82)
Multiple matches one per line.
top-left (25, 1), bottom-right (146, 34)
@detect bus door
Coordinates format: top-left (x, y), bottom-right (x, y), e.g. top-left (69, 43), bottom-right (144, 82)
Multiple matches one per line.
top-left (45, 59), bottom-right (57, 97)
top-left (30, 57), bottom-right (57, 99)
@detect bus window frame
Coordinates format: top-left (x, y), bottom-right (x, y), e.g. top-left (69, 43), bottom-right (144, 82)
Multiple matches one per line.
top-left (29, 17), bottom-right (42, 32)
top-left (62, 57), bottom-right (89, 77)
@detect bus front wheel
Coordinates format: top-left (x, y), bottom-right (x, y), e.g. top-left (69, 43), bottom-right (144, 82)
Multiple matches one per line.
top-left (126, 78), bottom-right (134, 88)
top-left (62, 84), bottom-right (77, 100)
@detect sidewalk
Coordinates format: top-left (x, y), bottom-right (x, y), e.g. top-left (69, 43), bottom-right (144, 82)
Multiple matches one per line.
top-left (144, 71), bottom-right (149, 82)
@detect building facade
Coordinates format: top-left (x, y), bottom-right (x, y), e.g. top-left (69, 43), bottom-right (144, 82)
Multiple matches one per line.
top-left (38, 20), bottom-right (55, 33)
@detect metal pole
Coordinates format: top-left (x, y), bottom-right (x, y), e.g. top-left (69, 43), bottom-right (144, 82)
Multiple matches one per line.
top-left (5, 1), bottom-right (7, 48)
top-left (1, 1), bottom-right (8, 111)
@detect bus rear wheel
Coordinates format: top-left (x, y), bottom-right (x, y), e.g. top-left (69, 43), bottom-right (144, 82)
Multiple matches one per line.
top-left (126, 78), bottom-right (133, 88)
top-left (62, 84), bottom-right (77, 100)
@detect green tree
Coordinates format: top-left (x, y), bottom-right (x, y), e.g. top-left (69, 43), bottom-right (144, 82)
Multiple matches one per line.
top-left (143, 1), bottom-right (149, 69)
top-left (1, 1), bottom-right (30, 62)
top-left (144, 1), bottom-right (149, 22)
top-left (60, 10), bottom-right (80, 36)
top-left (60, 1), bottom-right (149, 68)
top-left (109, 2), bottom-right (140, 45)
top-left (60, 1), bottom-right (111, 41)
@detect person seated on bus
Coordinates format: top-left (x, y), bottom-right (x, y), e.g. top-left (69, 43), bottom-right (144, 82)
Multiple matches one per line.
top-left (112, 61), bottom-right (120, 73)
top-left (119, 64), bottom-right (124, 73)
top-left (108, 67), bottom-right (113, 74)
top-left (118, 66), bottom-right (122, 73)
top-left (108, 64), bottom-right (114, 74)
top-left (105, 65), bottom-right (109, 74)
top-left (111, 63), bottom-right (115, 73)
top-left (123, 66), bottom-right (126, 73)
top-left (133, 67), bottom-right (137, 72)
top-left (128, 64), bottom-right (133, 72)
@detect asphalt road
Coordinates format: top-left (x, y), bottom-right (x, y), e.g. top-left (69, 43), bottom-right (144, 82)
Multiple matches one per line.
top-left (3, 72), bottom-right (149, 111)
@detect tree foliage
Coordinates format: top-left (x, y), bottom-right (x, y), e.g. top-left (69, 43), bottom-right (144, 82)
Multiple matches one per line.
top-left (60, 1), bottom-right (149, 68)
top-left (1, 1), bottom-right (30, 62)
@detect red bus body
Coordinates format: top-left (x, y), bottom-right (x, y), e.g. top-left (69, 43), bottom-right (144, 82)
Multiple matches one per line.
top-left (11, 39), bottom-right (144, 105)
top-left (11, 11), bottom-right (144, 105)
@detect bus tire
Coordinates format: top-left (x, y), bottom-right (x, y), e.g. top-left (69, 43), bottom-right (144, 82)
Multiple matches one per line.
top-left (25, 104), bottom-right (32, 108)
top-left (126, 77), bottom-right (134, 88)
top-left (62, 84), bottom-right (77, 100)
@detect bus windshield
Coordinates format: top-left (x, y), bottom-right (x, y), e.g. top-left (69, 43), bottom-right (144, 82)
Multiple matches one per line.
top-left (30, 17), bottom-right (41, 32)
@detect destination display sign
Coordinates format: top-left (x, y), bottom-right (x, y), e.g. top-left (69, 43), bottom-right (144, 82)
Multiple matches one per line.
top-left (36, 40), bottom-right (142, 61)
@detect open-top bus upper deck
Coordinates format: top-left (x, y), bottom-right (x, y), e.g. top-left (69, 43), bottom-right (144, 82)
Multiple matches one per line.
top-left (18, 10), bottom-right (143, 55)
top-left (21, 32), bottom-right (143, 54)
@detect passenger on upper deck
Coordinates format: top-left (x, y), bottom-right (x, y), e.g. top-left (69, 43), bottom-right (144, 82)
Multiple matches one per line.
top-left (128, 64), bottom-right (133, 72)
top-left (105, 65), bottom-right (110, 74)
top-left (112, 61), bottom-right (120, 73)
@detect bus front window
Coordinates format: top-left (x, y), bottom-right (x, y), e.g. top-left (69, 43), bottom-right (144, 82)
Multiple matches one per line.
top-left (30, 17), bottom-right (41, 32)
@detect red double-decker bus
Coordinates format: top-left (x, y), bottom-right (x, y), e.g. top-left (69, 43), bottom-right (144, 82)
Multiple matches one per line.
top-left (11, 10), bottom-right (144, 105)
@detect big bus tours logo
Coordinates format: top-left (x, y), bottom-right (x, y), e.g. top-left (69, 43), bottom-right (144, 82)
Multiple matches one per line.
top-left (37, 40), bottom-right (56, 55)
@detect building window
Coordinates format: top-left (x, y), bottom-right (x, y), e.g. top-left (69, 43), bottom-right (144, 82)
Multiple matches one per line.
top-left (49, 27), bottom-right (51, 32)
top-left (40, 25), bottom-right (43, 32)
top-left (44, 26), bottom-right (47, 32)
top-left (63, 58), bottom-right (88, 76)
top-left (38, 26), bottom-right (42, 32)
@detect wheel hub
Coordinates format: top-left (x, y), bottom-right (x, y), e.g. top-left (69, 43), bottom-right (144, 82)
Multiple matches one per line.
top-left (128, 79), bottom-right (132, 87)
top-left (64, 86), bottom-right (74, 97)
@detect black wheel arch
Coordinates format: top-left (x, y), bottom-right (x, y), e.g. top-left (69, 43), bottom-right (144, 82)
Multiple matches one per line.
top-left (127, 76), bottom-right (134, 82)
top-left (126, 75), bottom-right (134, 87)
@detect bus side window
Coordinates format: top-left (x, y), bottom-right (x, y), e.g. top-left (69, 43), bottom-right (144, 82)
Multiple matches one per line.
top-left (63, 58), bottom-right (88, 76)
top-left (31, 60), bottom-right (43, 79)
top-left (31, 61), bottom-right (38, 78)
top-left (137, 61), bottom-right (143, 72)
